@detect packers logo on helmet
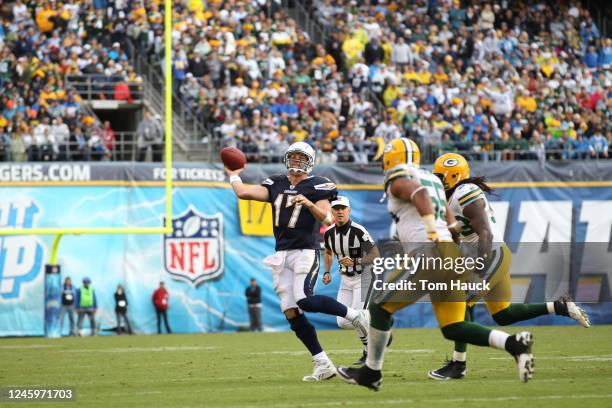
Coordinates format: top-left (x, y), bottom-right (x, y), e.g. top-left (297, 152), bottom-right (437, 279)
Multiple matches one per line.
top-left (443, 158), bottom-right (459, 167)
top-left (382, 138), bottom-right (421, 171)
top-left (434, 153), bottom-right (469, 190)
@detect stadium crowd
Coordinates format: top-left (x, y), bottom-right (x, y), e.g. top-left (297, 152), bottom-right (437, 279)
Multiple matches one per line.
top-left (308, 0), bottom-right (612, 162)
top-left (135, 0), bottom-right (610, 164)
top-left (0, 0), bottom-right (610, 164)
top-left (0, 0), bottom-right (142, 162)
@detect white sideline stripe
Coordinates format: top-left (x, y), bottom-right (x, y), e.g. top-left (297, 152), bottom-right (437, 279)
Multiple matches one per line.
top-left (0, 345), bottom-right (57, 349)
top-left (216, 394), bottom-right (612, 408)
top-left (57, 346), bottom-right (216, 353)
top-left (46, 376), bottom-right (594, 388)
top-left (490, 354), bottom-right (612, 361)
top-left (109, 391), bottom-right (164, 397)
top-left (248, 349), bottom-right (434, 356)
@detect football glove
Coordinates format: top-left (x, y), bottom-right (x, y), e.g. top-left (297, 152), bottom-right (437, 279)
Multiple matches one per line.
top-left (421, 214), bottom-right (440, 242)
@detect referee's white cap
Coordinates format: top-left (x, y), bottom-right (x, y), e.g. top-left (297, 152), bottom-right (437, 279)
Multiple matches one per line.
top-left (331, 196), bottom-right (350, 208)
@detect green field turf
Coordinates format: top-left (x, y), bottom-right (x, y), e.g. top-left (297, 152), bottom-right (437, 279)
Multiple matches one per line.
top-left (1, 326), bottom-right (611, 408)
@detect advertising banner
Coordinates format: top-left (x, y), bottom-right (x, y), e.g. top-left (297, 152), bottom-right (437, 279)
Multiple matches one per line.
top-left (0, 162), bottom-right (611, 336)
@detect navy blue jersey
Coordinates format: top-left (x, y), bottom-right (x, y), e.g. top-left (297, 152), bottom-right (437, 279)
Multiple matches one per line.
top-left (262, 175), bottom-right (338, 251)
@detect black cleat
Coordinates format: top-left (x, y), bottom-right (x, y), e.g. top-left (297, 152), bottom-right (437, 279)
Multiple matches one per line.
top-left (354, 350), bottom-right (367, 366)
top-left (428, 359), bottom-right (466, 380)
top-left (554, 295), bottom-right (591, 328)
top-left (338, 365), bottom-right (382, 391)
top-left (508, 332), bottom-right (535, 382)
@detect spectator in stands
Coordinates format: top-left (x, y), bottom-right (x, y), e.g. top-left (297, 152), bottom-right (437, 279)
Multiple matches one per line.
top-left (51, 117), bottom-right (70, 161)
top-left (70, 126), bottom-right (88, 161)
top-left (152, 281), bottom-right (171, 334)
top-left (88, 130), bottom-right (107, 161)
top-left (238, 133), bottom-right (259, 162)
top-left (76, 277), bottom-right (97, 336)
top-left (114, 284), bottom-right (132, 335)
top-left (59, 277), bottom-right (76, 336)
top-left (218, 115), bottom-right (240, 147)
top-left (100, 121), bottom-right (115, 159)
top-left (591, 129), bottom-right (609, 158)
top-left (0, 127), bottom-right (8, 161)
top-left (374, 111), bottom-right (401, 142)
top-left (136, 110), bottom-right (163, 162)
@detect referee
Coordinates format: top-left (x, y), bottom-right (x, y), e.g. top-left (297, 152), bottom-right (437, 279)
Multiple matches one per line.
top-left (323, 196), bottom-right (378, 365)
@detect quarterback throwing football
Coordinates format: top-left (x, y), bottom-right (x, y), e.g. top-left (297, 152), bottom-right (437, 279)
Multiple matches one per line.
top-left (225, 142), bottom-right (369, 381)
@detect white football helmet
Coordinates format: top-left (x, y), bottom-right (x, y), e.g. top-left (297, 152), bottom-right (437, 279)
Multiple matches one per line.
top-left (284, 142), bottom-right (315, 174)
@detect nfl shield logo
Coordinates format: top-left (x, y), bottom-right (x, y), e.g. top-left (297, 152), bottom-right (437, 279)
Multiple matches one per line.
top-left (163, 206), bottom-right (224, 286)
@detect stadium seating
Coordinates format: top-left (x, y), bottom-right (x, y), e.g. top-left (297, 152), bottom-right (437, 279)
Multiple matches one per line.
top-left (0, 0), bottom-right (142, 162)
top-left (0, 0), bottom-right (610, 163)
top-left (124, 0), bottom-right (610, 164)
top-left (305, 0), bottom-right (612, 162)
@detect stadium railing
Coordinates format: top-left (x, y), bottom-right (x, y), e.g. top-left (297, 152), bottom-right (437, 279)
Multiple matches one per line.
top-left (236, 146), bottom-right (608, 165)
top-left (65, 75), bottom-right (144, 104)
top-left (128, 48), bottom-right (213, 160)
top-left (1, 137), bottom-right (607, 164)
top-left (0, 132), bottom-right (222, 163)
top-left (284, 0), bottom-right (329, 45)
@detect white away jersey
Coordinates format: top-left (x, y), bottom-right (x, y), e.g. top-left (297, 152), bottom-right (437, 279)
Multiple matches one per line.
top-left (448, 183), bottom-right (504, 244)
top-left (385, 165), bottom-right (452, 243)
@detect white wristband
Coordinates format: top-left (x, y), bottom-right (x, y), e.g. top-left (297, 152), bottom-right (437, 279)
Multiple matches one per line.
top-left (229, 175), bottom-right (242, 184)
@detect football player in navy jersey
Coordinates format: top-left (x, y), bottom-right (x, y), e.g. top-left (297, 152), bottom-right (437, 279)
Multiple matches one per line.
top-left (225, 142), bottom-right (369, 381)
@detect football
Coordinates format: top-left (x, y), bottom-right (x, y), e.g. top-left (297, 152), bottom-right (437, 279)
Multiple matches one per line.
top-left (182, 215), bottom-right (201, 237)
top-left (221, 147), bottom-right (247, 171)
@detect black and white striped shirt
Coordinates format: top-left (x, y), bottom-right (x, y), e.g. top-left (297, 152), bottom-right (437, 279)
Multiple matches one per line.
top-left (324, 220), bottom-right (375, 276)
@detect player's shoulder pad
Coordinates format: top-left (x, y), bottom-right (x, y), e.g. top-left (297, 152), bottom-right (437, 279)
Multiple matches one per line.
top-left (454, 182), bottom-right (481, 197)
top-left (312, 176), bottom-right (337, 191)
top-left (384, 164), bottom-right (416, 186)
top-left (261, 174), bottom-right (286, 186)
top-left (454, 183), bottom-right (484, 206)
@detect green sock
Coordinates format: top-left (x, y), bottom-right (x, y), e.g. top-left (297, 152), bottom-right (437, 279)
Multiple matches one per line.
top-left (369, 303), bottom-right (393, 331)
top-left (454, 305), bottom-right (474, 353)
top-left (442, 321), bottom-right (491, 347)
top-left (492, 304), bottom-right (548, 326)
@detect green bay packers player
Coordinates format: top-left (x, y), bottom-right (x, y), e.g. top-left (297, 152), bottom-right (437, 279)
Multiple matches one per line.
top-left (428, 153), bottom-right (590, 380)
top-left (338, 138), bottom-right (536, 391)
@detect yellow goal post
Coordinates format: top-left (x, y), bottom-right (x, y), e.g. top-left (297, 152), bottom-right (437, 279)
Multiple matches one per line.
top-left (0, 1), bottom-right (175, 237)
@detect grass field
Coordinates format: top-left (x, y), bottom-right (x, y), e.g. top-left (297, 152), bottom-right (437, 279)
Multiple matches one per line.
top-left (1, 326), bottom-right (611, 408)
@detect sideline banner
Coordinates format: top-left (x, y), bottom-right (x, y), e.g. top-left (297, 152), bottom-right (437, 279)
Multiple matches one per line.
top-left (0, 162), bottom-right (611, 336)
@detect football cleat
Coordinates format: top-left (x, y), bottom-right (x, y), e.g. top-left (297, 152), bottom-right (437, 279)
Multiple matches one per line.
top-left (350, 310), bottom-right (370, 339)
top-left (555, 295), bottom-right (591, 328)
top-left (302, 359), bottom-right (336, 382)
top-left (512, 332), bottom-right (535, 383)
top-left (428, 359), bottom-right (466, 380)
top-left (353, 332), bottom-right (391, 366)
top-left (354, 350), bottom-right (367, 366)
top-left (338, 365), bottom-right (382, 391)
